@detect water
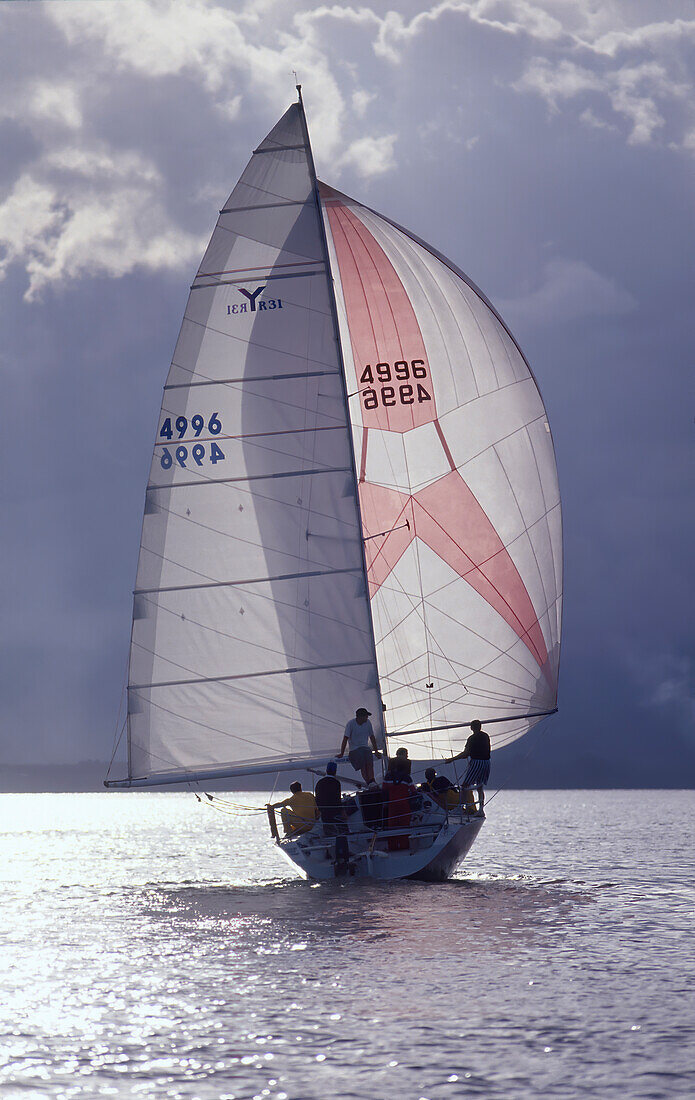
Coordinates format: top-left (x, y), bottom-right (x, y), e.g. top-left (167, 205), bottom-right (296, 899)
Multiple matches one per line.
top-left (1, 791), bottom-right (693, 1099)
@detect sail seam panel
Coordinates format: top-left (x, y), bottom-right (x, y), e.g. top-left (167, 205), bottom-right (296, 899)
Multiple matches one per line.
top-left (198, 258), bottom-right (322, 277)
top-left (253, 143), bottom-right (306, 153)
top-left (219, 200), bottom-right (308, 214)
top-left (165, 372), bottom-right (341, 389)
top-left (134, 565), bottom-right (363, 595)
top-left (140, 587), bottom-right (372, 639)
top-left (493, 436), bottom-right (555, 656)
top-left (132, 658), bottom-right (373, 691)
top-left (192, 270), bottom-right (322, 289)
top-left (363, 209), bottom-right (480, 402)
top-left (146, 466), bottom-right (351, 491)
top-left (172, 317), bottom-right (338, 370)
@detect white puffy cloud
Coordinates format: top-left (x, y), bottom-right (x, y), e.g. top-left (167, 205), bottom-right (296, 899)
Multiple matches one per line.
top-left (0, 149), bottom-right (203, 301)
top-left (339, 133), bottom-right (397, 177)
top-left (498, 258), bottom-right (636, 327)
top-left (514, 57), bottom-right (687, 144)
top-left (1, 0), bottom-right (693, 301)
top-left (305, 2), bottom-right (695, 151)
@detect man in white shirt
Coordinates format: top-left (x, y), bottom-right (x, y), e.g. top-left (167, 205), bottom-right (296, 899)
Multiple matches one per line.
top-left (337, 707), bottom-right (381, 784)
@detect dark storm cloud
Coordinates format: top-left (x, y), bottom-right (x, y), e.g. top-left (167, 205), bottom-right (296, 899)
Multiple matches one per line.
top-left (1, 1), bottom-right (693, 781)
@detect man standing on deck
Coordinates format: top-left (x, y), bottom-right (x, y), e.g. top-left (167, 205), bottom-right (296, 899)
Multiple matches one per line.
top-left (337, 707), bottom-right (380, 785)
top-left (446, 719), bottom-right (491, 814)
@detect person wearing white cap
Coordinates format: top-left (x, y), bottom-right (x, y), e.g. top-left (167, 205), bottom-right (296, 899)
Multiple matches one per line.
top-left (337, 707), bottom-right (380, 784)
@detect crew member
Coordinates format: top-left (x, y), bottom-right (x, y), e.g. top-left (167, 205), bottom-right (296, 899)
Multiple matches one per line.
top-left (337, 707), bottom-right (380, 784)
top-left (269, 781), bottom-right (318, 835)
top-left (315, 761), bottom-right (347, 836)
top-left (446, 719), bottom-right (491, 813)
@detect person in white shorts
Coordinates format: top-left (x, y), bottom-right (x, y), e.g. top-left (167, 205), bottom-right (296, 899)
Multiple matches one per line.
top-left (337, 707), bottom-right (380, 784)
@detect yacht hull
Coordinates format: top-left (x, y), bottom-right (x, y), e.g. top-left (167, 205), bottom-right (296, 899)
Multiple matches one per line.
top-left (276, 815), bottom-right (484, 882)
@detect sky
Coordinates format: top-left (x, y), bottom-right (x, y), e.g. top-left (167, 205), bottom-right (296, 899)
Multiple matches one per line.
top-left (1, 0), bottom-right (693, 784)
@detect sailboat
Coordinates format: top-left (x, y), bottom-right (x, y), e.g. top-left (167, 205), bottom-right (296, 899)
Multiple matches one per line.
top-left (106, 89), bottom-right (562, 881)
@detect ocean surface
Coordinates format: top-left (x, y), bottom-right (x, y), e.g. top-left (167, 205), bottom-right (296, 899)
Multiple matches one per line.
top-left (1, 790), bottom-right (693, 1099)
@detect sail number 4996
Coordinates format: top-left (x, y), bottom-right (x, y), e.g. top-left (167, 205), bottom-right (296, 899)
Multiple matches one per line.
top-left (158, 412), bottom-right (226, 469)
top-left (359, 360), bottom-right (432, 410)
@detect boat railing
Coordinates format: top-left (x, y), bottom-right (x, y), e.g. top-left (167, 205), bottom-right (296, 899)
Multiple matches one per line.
top-left (280, 824), bottom-right (444, 854)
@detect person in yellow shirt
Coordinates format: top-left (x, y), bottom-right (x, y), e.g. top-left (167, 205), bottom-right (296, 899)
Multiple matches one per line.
top-left (270, 782), bottom-right (318, 836)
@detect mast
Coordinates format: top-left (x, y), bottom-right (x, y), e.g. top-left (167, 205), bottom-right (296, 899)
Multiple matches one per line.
top-left (295, 85), bottom-right (387, 755)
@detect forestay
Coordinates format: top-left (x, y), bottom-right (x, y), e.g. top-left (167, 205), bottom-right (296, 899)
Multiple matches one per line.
top-left (127, 106), bottom-right (382, 782)
top-left (320, 184), bottom-right (562, 757)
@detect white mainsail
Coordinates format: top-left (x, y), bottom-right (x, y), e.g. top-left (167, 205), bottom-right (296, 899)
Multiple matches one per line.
top-left (126, 104), bottom-right (383, 782)
top-left (320, 185), bottom-right (562, 757)
top-left (117, 95), bottom-right (562, 786)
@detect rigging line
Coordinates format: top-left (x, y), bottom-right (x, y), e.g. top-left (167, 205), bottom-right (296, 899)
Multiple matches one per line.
top-left (134, 566), bottom-right (362, 597)
top-left (106, 649), bottom-right (130, 780)
top-left (204, 794), bottom-right (267, 811)
top-left (106, 718), bottom-right (126, 782)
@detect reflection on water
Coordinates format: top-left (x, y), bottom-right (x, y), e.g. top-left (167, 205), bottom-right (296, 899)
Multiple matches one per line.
top-left (1, 791), bottom-right (694, 1099)
top-left (142, 874), bottom-right (588, 960)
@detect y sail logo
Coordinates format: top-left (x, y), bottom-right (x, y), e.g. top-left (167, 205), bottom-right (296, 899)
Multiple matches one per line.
top-left (227, 285), bottom-right (283, 315)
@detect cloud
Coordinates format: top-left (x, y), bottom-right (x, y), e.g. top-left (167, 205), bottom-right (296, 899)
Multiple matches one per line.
top-left (2, 0), bottom-right (693, 302)
top-left (498, 258), bottom-right (637, 327)
top-left (514, 56), bottom-right (692, 144)
top-left (0, 150), bottom-right (203, 300)
top-left (339, 133), bottom-right (397, 177)
top-left (0, 0), bottom-right (410, 297)
top-left (305, 3), bottom-right (695, 151)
